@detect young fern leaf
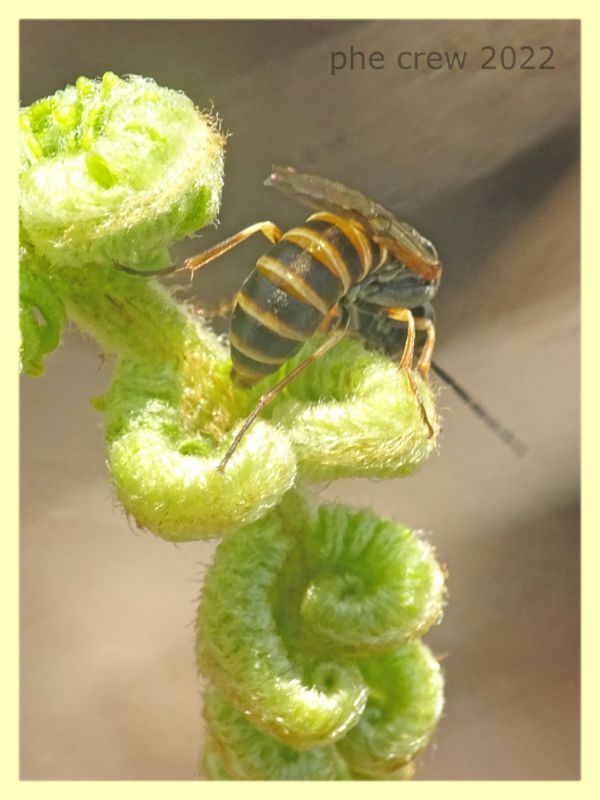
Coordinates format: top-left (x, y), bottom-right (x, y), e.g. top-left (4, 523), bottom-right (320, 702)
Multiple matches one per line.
top-left (196, 492), bottom-right (445, 750)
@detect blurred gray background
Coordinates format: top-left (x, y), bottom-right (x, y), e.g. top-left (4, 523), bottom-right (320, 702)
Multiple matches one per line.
top-left (20, 20), bottom-right (580, 780)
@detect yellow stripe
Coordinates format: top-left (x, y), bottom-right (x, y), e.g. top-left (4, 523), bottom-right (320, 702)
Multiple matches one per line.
top-left (229, 330), bottom-right (288, 365)
top-left (230, 360), bottom-right (268, 383)
top-left (308, 212), bottom-right (373, 279)
top-left (236, 292), bottom-right (308, 342)
top-left (257, 255), bottom-right (331, 316)
top-left (282, 227), bottom-right (352, 293)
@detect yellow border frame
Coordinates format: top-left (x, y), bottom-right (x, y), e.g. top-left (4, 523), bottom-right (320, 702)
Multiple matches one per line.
top-left (6, 5), bottom-right (594, 795)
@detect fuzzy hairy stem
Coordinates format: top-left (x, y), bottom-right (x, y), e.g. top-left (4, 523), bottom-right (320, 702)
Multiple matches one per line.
top-left (198, 490), bottom-right (445, 778)
top-left (98, 357), bottom-right (296, 540)
top-left (95, 332), bottom-right (439, 539)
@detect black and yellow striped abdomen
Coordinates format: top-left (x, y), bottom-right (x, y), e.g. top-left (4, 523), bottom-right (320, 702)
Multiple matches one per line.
top-left (229, 214), bottom-right (376, 385)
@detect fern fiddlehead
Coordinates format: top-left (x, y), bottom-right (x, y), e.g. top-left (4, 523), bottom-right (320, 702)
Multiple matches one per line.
top-left (198, 491), bottom-right (445, 778)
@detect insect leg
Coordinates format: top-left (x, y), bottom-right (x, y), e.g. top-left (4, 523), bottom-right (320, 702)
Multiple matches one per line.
top-left (317, 303), bottom-right (343, 333)
top-left (414, 314), bottom-right (436, 381)
top-left (384, 307), bottom-right (416, 369)
top-left (116, 221), bottom-right (283, 277)
top-left (217, 318), bottom-right (349, 472)
top-left (382, 306), bottom-right (436, 438)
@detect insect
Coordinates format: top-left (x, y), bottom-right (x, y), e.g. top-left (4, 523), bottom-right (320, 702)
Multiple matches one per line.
top-left (120, 166), bottom-right (526, 468)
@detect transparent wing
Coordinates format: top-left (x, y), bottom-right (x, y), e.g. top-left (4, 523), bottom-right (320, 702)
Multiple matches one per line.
top-left (264, 165), bottom-right (379, 220)
top-left (265, 166), bottom-right (441, 280)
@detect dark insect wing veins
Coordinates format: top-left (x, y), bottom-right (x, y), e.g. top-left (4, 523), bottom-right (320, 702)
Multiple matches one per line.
top-left (264, 165), bottom-right (378, 221)
top-left (265, 165), bottom-right (442, 280)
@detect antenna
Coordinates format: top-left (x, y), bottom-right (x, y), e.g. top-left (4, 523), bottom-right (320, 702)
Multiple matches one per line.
top-left (430, 360), bottom-right (528, 458)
